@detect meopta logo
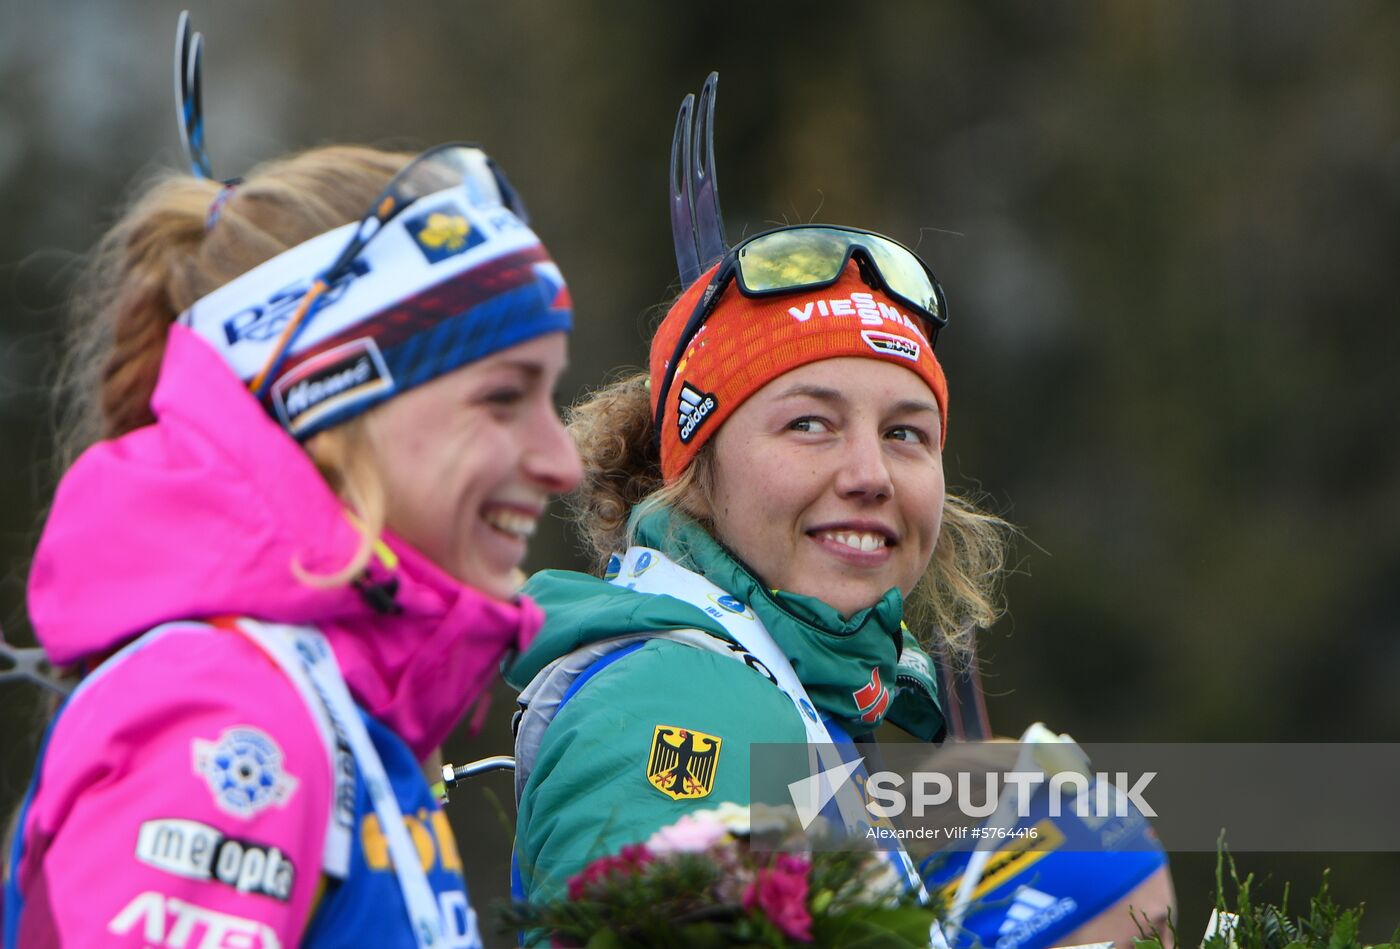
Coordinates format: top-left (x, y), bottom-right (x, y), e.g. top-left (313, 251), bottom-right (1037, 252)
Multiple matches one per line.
top-left (135, 818), bottom-right (296, 901)
top-left (271, 337), bottom-right (394, 437)
top-left (861, 330), bottom-right (920, 362)
top-left (676, 383), bottom-right (719, 444)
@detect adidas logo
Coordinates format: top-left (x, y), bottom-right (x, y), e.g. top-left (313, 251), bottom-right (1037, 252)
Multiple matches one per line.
top-left (676, 383), bottom-right (718, 444)
top-left (995, 886), bottom-right (1078, 949)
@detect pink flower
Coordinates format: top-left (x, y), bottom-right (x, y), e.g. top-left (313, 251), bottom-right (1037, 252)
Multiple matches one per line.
top-left (775, 854), bottom-right (811, 876)
top-left (567, 843), bottom-right (655, 900)
top-left (743, 856), bottom-right (813, 942)
top-left (645, 812), bottom-right (733, 854)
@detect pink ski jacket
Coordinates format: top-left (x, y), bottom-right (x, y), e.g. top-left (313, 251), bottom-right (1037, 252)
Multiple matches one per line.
top-left (5, 325), bottom-right (540, 947)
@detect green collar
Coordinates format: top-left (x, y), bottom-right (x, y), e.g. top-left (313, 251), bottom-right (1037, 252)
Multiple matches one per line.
top-left (631, 507), bottom-right (942, 738)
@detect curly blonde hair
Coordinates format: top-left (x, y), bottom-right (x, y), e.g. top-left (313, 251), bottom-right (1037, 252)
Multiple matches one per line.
top-left (565, 370), bottom-right (1013, 668)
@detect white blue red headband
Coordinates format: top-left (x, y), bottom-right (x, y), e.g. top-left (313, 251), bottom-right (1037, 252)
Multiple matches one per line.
top-left (178, 181), bottom-right (572, 440)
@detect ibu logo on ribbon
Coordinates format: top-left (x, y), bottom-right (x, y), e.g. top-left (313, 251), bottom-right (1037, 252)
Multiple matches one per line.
top-left (707, 593), bottom-right (755, 619)
top-left (630, 551), bottom-right (655, 577)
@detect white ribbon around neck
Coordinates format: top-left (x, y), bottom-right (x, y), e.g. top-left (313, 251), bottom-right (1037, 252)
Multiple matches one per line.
top-left (608, 547), bottom-right (932, 907)
top-left (239, 621), bottom-right (449, 949)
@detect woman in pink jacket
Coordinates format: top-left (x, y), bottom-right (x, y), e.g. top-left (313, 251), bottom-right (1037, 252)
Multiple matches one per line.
top-left (2, 75), bottom-right (581, 948)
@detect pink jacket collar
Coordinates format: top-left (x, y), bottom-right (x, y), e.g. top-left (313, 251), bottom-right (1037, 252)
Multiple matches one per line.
top-left (29, 325), bottom-right (541, 757)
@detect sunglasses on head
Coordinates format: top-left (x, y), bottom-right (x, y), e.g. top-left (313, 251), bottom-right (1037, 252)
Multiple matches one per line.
top-left (172, 15), bottom-right (533, 401)
top-left (246, 143), bottom-right (529, 398)
top-left (652, 223), bottom-right (950, 441)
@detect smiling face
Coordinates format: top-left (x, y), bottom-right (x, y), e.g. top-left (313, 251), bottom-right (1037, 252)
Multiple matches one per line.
top-left (703, 357), bottom-right (945, 618)
top-left (364, 332), bottom-right (582, 600)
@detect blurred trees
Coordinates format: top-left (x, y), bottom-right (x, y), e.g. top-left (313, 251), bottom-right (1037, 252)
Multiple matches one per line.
top-left (2, 0), bottom-right (1398, 940)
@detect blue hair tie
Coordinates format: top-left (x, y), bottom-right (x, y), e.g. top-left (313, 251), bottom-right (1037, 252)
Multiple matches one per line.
top-left (205, 182), bottom-right (236, 231)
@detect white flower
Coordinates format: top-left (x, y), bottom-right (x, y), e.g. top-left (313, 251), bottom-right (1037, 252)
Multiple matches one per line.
top-left (689, 802), bottom-right (754, 836)
top-left (646, 811), bottom-right (735, 854)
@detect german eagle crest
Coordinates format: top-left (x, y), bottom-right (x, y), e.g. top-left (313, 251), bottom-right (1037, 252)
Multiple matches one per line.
top-left (646, 725), bottom-right (722, 800)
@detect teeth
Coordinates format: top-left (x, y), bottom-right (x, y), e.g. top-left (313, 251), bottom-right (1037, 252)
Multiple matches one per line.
top-left (819, 531), bottom-right (887, 552)
top-left (485, 509), bottom-right (538, 538)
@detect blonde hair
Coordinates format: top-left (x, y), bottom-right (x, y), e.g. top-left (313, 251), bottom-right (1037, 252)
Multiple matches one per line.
top-left (567, 370), bottom-right (1013, 668)
top-left (300, 415), bottom-right (388, 585)
top-left (5, 148), bottom-right (416, 881)
top-left (57, 145), bottom-right (413, 581)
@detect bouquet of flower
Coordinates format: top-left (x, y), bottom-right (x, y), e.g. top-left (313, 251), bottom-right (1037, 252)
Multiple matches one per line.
top-left (501, 802), bottom-right (943, 947)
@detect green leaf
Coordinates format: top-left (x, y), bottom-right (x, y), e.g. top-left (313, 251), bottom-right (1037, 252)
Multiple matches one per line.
top-left (819, 918), bottom-right (924, 948)
top-left (585, 929), bottom-right (625, 949)
top-left (860, 908), bottom-right (942, 944)
top-left (674, 922), bottom-right (734, 949)
top-left (813, 907), bottom-right (941, 948)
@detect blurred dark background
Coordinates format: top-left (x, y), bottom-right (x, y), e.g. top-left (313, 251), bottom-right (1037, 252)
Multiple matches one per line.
top-left (2, 0), bottom-right (1398, 943)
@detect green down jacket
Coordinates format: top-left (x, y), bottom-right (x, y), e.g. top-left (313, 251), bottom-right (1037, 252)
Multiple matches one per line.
top-left (504, 509), bottom-right (943, 901)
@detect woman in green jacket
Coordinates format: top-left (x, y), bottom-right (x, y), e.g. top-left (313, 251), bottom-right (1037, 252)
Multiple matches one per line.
top-left (506, 75), bottom-right (1010, 907)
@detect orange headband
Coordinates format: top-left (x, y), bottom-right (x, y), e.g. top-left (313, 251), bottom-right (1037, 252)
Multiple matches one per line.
top-left (649, 261), bottom-right (949, 482)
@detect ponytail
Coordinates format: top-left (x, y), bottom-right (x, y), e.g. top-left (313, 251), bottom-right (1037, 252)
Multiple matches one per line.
top-left (60, 176), bottom-right (220, 464)
top-left (57, 145), bottom-right (410, 467)
top-left (52, 145), bottom-right (414, 587)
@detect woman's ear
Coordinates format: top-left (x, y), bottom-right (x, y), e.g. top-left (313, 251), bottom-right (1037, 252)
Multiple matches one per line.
top-left (679, 447), bottom-right (718, 523)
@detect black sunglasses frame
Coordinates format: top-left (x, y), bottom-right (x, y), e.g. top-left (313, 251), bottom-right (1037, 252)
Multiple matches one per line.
top-left (248, 142), bottom-right (529, 398)
top-left (318, 142), bottom-right (530, 289)
top-left (732, 225), bottom-right (948, 328)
